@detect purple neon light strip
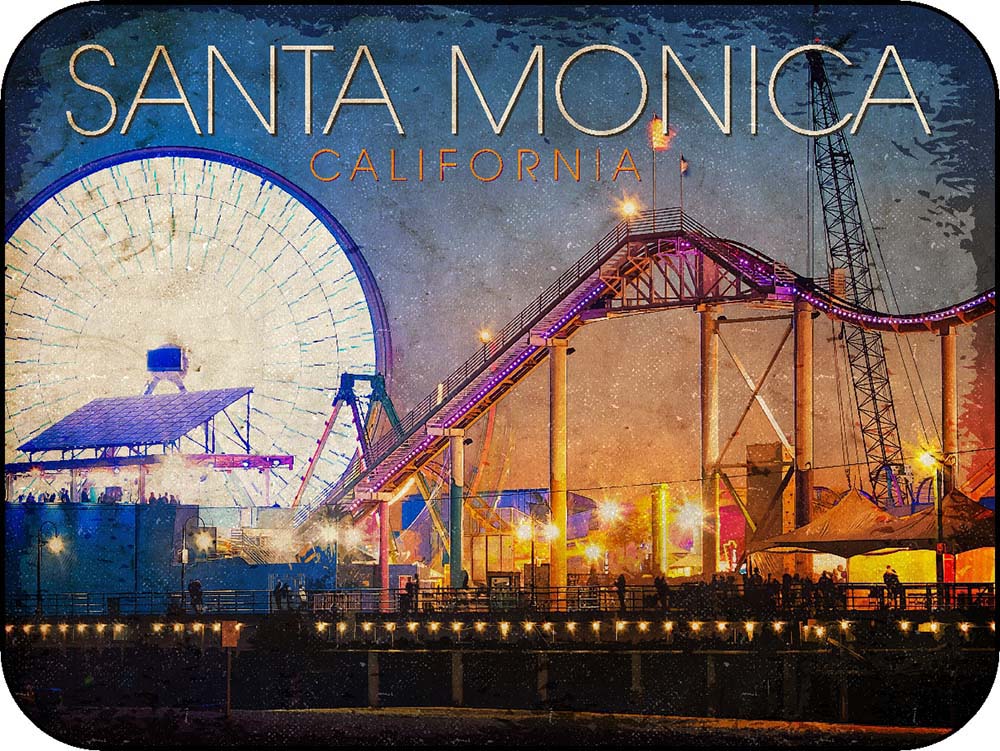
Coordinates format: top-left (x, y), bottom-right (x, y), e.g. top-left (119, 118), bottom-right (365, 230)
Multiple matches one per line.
top-left (356, 234), bottom-right (995, 502)
top-left (366, 282), bottom-right (606, 495)
top-left (795, 287), bottom-right (994, 326)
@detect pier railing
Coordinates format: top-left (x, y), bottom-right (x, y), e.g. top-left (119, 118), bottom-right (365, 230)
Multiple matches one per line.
top-left (6, 582), bottom-right (994, 619)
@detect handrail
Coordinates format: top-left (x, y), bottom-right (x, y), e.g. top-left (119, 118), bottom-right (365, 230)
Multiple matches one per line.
top-left (298, 209), bottom-right (691, 520)
top-left (8, 582), bottom-right (994, 618)
top-left (294, 206), bottom-right (995, 524)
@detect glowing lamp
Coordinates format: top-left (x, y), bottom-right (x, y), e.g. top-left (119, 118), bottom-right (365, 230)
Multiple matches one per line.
top-left (918, 452), bottom-right (938, 469)
top-left (620, 199), bottom-right (639, 218)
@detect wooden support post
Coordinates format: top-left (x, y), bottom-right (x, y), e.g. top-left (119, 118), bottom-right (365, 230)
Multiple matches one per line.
top-left (940, 326), bottom-right (958, 495)
top-left (630, 651), bottom-right (643, 703)
top-left (451, 651), bottom-right (464, 706)
top-left (378, 500), bottom-right (390, 612)
top-left (549, 340), bottom-right (569, 590)
top-left (782, 656), bottom-right (797, 720)
top-left (367, 651), bottom-right (380, 708)
top-left (537, 652), bottom-right (550, 705)
top-left (793, 298), bottom-right (814, 578)
top-left (793, 298), bottom-right (815, 528)
top-left (700, 305), bottom-right (720, 576)
top-left (705, 654), bottom-right (718, 716)
top-left (449, 434), bottom-right (465, 588)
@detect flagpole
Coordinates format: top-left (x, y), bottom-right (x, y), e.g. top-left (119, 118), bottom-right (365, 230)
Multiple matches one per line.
top-left (679, 157), bottom-right (684, 230)
top-left (651, 145), bottom-right (656, 231)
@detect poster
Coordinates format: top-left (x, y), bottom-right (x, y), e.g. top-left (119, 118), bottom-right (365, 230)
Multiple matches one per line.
top-left (3, 2), bottom-right (997, 747)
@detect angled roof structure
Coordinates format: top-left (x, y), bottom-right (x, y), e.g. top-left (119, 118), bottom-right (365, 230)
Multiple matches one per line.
top-left (18, 387), bottom-right (252, 454)
top-left (748, 489), bottom-right (995, 558)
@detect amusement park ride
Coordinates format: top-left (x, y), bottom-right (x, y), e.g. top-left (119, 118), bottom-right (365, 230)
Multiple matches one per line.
top-left (4, 47), bottom-right (995, 592)
top-left (286, 46), bottom-right (994, 589)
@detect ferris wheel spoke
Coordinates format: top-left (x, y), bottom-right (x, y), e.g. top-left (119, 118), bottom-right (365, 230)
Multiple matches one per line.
top-left (5, 151), bottom-right (384, 503)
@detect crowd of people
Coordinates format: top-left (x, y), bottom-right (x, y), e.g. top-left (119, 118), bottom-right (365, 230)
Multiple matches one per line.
top-left (270, 580), bottom-right (309, 612)
top-left (14, 488), bottom-right (72, 504)
top-left (644, 570), bottom-right (854, 614)
top-left (10, 488), bottom-right (182, 504)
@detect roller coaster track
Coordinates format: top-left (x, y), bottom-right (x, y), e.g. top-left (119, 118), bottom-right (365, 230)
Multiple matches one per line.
top-left (293, 208), bottom-right (994, 528)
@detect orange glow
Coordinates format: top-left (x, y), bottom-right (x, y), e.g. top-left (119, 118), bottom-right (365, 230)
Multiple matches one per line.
top-left (648, 117), bottom-right (676, 151)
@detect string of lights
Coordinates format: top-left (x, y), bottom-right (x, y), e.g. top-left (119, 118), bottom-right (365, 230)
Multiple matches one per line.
top-left (8, 618), bottom-right (996, 641)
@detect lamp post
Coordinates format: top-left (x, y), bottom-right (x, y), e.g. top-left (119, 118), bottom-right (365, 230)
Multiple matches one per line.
top-left (619, 198), bottom-right (639, 236)
top-left (35, 521), bottom-right (64, 616)
top-left (918, 452), bottom-right (949, 586)
top-left (521, 498), bottom-right (556, 607)
top-left (179, 515), bottom-right (208, 605)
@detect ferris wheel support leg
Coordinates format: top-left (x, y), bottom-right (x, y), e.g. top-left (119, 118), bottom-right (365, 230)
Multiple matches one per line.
top-left (940, 326), bottom-right (958, 497)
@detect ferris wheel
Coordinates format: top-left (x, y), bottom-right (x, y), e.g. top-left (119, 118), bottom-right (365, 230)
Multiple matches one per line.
top-left (4, 147), bottom-right (390, 507)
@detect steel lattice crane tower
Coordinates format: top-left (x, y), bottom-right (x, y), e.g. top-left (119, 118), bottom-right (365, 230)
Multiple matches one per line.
top-left (807, 48), bottom-right (909, 506)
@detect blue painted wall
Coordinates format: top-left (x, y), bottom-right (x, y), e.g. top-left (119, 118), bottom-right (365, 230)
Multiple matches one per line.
top-left (4, 503), bottom-right (338, 596)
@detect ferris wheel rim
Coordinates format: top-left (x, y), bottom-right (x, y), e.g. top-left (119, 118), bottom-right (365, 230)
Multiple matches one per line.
top-left (4, 144), bottom-right (393, 381)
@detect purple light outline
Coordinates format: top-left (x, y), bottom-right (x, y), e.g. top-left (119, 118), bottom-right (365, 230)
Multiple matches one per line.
top-left (364, 282), bottom-right (606, 496)
top-left (341, 217), bottom-right (996, 509)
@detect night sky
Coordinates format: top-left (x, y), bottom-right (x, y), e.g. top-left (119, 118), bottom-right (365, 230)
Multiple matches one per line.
top-left (4, 4), bottom-right (995, 506)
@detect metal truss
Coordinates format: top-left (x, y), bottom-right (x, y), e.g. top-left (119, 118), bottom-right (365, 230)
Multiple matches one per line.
top-left (808, 49), bottom-right (908, 507)
top-left (598, 237), bottom-right (769, 315)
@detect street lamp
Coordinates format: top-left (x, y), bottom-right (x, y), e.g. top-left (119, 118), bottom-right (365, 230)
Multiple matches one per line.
top-left (619, 198), bottom-right (639, 219)
top-left (516, 507), bottom-right (557, 607)
top-left (179, 515), bottom-right (209, 601)
top-left (36, 521), bottom-right (64, 615)
top-left (916, 451), bottom-right (947, 584)
top-left (597, 500), bottom-right (622, 525)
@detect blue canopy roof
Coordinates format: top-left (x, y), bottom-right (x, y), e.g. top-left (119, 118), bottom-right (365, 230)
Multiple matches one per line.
top-left (19, 387), bottom-right (252, 453)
